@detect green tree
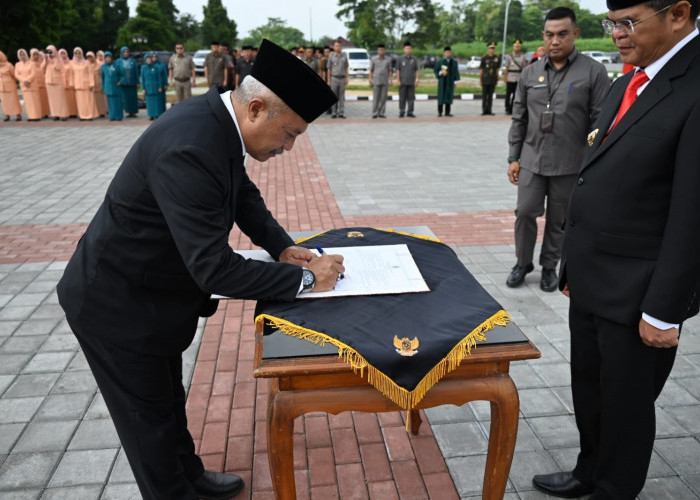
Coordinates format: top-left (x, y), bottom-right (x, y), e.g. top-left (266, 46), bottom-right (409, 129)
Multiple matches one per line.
top-left (200, 0), bottom-right (238, 46)
top-left (116, 0), bottom-right (175, 51)
top-left (241, 18), bottom-right (305, 49)
top-left (337, 0), bottom-right (387, 48)
top-left (175, 13), bottom-right (202, 48)
top-left (0, 0), bottom-right (129, 61)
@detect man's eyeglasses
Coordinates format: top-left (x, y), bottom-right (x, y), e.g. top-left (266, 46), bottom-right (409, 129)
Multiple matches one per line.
top-left (602, 2), bottom-right (676, 34)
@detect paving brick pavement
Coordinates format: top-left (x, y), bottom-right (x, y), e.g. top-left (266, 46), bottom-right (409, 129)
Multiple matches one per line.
top-left (1, 99), bottom-right (699, 499)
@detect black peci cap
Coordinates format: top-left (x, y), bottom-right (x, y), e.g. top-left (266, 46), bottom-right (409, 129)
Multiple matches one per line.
top-left (606, 0), bottom-right (642, 8)
top-left (251, 39), bottom-right (338, 123)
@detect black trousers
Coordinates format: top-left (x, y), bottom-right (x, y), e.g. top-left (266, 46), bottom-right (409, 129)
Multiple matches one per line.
top-left (74, 328), bottom-right (204, 499)
top-left (482, 83), bottom-right (496, 114)
top-left (505, 81), bottom-right (518, 113)
top-left (569, 301), bottom-right (677, 499)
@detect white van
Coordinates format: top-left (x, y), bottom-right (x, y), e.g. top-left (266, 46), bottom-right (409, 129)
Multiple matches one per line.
top-left (341, 48), bottom-right (370, 77)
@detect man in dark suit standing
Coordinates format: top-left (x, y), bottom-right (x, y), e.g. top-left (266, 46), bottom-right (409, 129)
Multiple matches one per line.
top-left (533, 0), bottom-right (700, 498)
top-left (57, 39), bottom-right (343, 500)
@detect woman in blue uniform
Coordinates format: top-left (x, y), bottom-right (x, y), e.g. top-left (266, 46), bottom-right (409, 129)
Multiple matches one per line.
top-left (140, 54), bottom-right (164, 120)
top-left (100, 51), bottom-right (123, 121)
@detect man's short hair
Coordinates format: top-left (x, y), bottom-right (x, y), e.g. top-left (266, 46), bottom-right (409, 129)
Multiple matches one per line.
top-left (545, 6), bottom-right (577, 24)
top-left (211, 41), bottom-right (220, 46)
top-left (221, 43), bottom-right (229, 48)
top-left (645, 0), bottom-right (699, 22)
top-left (377, 44), bottom-right (386, 48)
top-left (232, 75), bottom-right (291, 120)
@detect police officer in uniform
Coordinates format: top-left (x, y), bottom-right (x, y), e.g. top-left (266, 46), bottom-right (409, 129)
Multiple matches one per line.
top-left (396, 41), bottom-right (419, 118)
top-left (480, 41), bottom-right (501, 116)
top-left (503, 39), bottom-right (527, 115)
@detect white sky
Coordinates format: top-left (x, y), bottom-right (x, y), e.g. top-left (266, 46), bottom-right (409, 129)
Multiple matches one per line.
top-left (127, 0), bottom-right (609, 41)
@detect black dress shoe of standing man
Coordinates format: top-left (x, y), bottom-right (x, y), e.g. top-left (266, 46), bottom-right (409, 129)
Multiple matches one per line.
top-left (192, 470), bottom-right (244, 499)
top-left (506, 263), bottom-right (534, 287)
top-left (532, 471), bottom-right (594, 498)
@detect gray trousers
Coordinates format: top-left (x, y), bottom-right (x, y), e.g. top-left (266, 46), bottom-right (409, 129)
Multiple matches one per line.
top-left (514, 168), bottom-right (577, 269)
top-left (398, 84), bottom-right (415, 114)
top-left (173, 80), bottom-right (192, 102)
top-left (330, 76), bottom-right (346, 115)
top-left (371, 84), bottom-right (388, 116)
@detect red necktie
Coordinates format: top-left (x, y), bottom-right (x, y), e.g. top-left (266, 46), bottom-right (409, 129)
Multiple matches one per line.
top-left (608, 70), bottom-right (649, 134)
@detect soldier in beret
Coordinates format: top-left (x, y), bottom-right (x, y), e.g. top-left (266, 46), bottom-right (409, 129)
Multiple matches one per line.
top-left (533, 0), bottom-right (700, 497)
top-left (57, 39), bottom-right (344, 500)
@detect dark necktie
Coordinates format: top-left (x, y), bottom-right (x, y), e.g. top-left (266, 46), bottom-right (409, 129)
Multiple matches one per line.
top-left (608, 70), bottom-right (649, 134)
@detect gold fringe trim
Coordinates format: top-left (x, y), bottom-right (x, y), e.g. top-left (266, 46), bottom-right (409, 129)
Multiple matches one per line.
top-left (255, 310), bottom-right (511, 412)
top-left (293, 228), bottom-right (442, 245)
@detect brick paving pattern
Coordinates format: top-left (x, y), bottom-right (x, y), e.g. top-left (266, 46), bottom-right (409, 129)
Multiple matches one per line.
top-left (1, 99), bottom-right (699, 499)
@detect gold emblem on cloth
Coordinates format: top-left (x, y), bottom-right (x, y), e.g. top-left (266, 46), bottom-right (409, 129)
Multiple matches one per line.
top-left (347, 231), bottom-right (365, 238)
top-left (394, 335), bottom-right (419, 356)
top-left (538, 75), bottom-right (545, 82)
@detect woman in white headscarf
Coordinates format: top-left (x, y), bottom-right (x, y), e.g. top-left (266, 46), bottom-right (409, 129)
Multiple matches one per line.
top-left (30, 49), bottom-right (50, 117)
top-left (71, 47), bottom-right (96, 120)
top-left (44, 44), bottom-right (69, 120)
top-left (0, 50), bottom-right (22, 121)
top-left (14, 48), bottom-right (42, 120)
top-left (59, 48), bottom-right (78, 117)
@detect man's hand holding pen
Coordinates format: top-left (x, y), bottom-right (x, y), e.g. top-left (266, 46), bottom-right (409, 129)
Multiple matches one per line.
top-left (279, 245), bottom-right (345, 292)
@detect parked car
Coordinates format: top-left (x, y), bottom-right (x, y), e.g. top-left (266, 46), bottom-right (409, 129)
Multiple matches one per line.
top-left (581, 51), bottom-right (612, 64)
top-left (193, 49), bottom-right (211, 75)
top-left (342, 48), bottom-right (370, 77)
top-left (422, 54), bottom-right (437, 69)
top-left (604, 51), bottom-right (621, 63)
top-left (465, 56), bottom-right (482, 71)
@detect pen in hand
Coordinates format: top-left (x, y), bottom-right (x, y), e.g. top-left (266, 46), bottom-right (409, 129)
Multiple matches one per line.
top-left (316, 246), bottom-right (345, 280)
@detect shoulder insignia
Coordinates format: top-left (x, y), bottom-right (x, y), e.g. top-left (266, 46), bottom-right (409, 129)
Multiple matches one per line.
top-left (394, 335), bottom-right (419, 356)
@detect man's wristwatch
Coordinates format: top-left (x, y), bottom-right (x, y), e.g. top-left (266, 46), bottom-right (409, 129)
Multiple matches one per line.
top-left (508, 157), bottom-right (520, 163)
top-left (301, 268), bottom-right (315, 292)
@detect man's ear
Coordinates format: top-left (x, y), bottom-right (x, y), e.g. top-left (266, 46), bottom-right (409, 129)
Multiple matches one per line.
top-left (247, 97), bottom-right (266, 122)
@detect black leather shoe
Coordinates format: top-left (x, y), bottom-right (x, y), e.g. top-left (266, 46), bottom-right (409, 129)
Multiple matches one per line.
top-left (506, 263), bottom-right (534, 288)
top-left (532, 471), bottom-right (594, 498)
top-left (192, 470), bottom-right (244, 499)
top-left (540, 267), bottom-right (558, 292)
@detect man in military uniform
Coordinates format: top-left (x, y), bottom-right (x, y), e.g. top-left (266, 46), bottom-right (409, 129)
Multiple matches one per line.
top-left (168, 43), bottom-right (196, 103)
top-left (434, 46), bottom-right (460, 117)
top-left (480, 42), bottom-right (501, 116)
top-left (369, 44), bottom-right (393, 118)
top-left (396, 41), bottom-right (419, 118)
top-left (327, 40), bottom-right (349, 119)
top-left (204, 41), bottom-right (226, 88)
top-left (235, 45), bottom-right (254, 88)
top-left (503, 39), bottom-right (527, 115)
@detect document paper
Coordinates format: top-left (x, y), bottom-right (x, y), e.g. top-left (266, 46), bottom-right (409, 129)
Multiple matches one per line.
top-left (211, 244), bottom-right (429, 299)
top-left (302, 244), bottom-right (429, 298)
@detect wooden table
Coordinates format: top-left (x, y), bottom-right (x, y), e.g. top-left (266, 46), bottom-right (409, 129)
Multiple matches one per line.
top-left (254, 320), bottom-right (540, 499)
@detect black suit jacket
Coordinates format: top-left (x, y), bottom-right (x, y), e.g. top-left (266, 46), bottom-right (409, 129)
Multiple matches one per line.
top-left (58, 87), bottom-right (302, 354)
top-left (561, 35), bottom-right (700, 326)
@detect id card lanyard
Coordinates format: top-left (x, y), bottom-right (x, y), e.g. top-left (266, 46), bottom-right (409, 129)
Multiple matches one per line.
top-left (545, 61), bottom-right (572, 111)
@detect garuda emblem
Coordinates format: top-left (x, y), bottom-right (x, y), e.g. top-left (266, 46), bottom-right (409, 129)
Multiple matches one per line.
top-left (347, 231), bottom-right (365, 238)
top-left (587, 128), bottom-right (599, 146)
top-left (394, 335), bottom-right (419, 356)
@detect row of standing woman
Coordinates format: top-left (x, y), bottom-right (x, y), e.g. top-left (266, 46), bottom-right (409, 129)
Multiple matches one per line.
top-left (0, 45), bottom-right (167, 122)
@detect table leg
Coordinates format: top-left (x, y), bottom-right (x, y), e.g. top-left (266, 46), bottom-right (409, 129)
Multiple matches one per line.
top-left (406, 409), bottom-right (422, 435)
top-left (266, 380), bottom-right (297, 500)
top-left (482, 374), bottom-right (519, 500)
